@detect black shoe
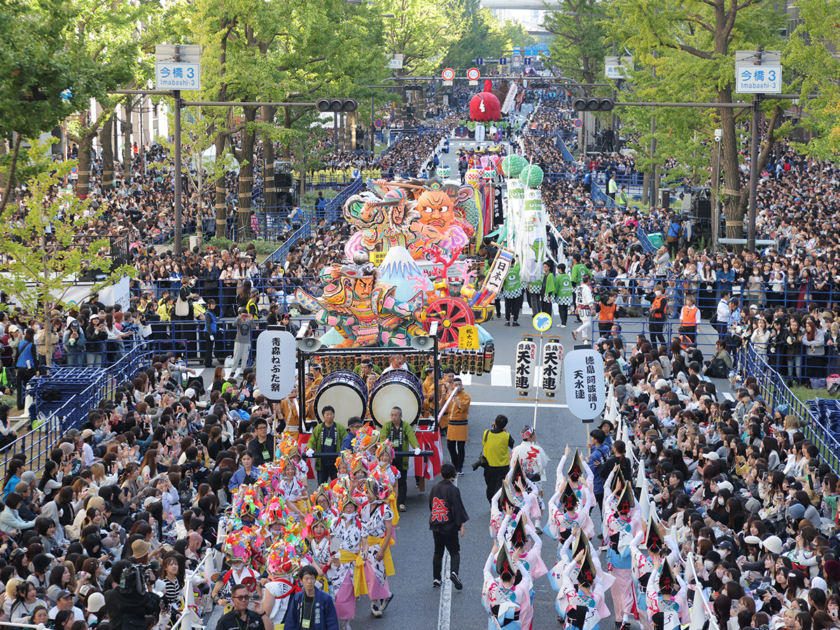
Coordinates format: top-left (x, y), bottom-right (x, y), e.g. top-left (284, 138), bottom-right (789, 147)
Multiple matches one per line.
top-left (512, 321), bottom-right (520, 327)
top-left (379, 593), bottom-right (395, 612)
top-left (504, 321), bottom-right (510, 326)
top-left (450, 572), bottom-right (463, 590)
top-left (433, 579), bottom-right (441, 588)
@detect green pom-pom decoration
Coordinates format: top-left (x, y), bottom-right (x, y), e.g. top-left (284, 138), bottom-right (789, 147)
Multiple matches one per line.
top-left (520, 164), bottom-right (544, 188)
top-left (501, 155), bottom-right (527, 178)
top-left (438, 165), bottom-right (452, 178)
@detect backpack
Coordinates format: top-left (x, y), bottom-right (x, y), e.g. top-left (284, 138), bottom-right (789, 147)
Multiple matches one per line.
top-left (705, 358), bottom-right (728, 379)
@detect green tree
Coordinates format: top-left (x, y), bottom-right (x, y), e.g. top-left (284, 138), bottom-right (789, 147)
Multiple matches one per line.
top-left (440, 1), bottom-right (512, 70)
top-left (785, 0), bottom-right (840, 158)
top-left (607, 0), bottom-right (787, 239)
top-left (543, 0), bottom-right (610, 93)
top-left (0, 140), bottom-right (135, 365)
top-left (379, 0), bottom-right (463, 75)
top-left (0, 0), bottom-right (103, 211)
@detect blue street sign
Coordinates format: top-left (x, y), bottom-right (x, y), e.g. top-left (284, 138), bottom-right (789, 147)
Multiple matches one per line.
top-left (476, 57), bottom-right (484, 66)
top-left (524, 58), bottom-right (531, 66)
top-left (499, 58), bottom-right (507, 66)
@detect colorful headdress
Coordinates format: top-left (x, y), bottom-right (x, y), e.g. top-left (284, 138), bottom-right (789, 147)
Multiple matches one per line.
top-left (366, 468), bottom-right (392, 502)
top-left (644, 517), bottom-right (665, 554)
top-left (310, 483), bottom-right (333, 508)
top-left (352, 425), bottom-right (381, 453)
top-left (255, 462), bottom-right (283, 493)
top-left (351, 454), bottom-right (370, 478)
top-left (260, 495), bottom-right (288, 526)
top-left (617, 483), bottom-right (635, 516)
top-left (496, 481), bottom-right (516, 515)
top-left (276, 433), bottom-right (302, 459)
top-left (335, 450), bottom-right (353, 472)
top-left (233, 486), bottom-right (263, 520)
top-left (266, 540), bottom-right (301, 577)
top-left (223, 528), bottom-right (258, 566)
top-left (658, 558), bottom-right (678, 595)
top-left (567, 449), bottom-right (585, 481)
top-left (333, 483), bottom-right (359, 513)
top-left (375, 439), bottom-right (395, 460)
top-left (560, 480), bottom-right (579, 512)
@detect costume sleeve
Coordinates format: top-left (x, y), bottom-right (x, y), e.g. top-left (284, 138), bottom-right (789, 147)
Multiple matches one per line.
top-left (404, 423), bottom-right (420, 449)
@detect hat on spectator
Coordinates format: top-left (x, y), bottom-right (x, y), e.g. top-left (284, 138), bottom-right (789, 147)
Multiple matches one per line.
top-left (143, 496), bottom-right (158, 509)
top-left (716, 481), bottom-right (733, 493)
top-left (788, 503), bottom-right (806, 520)
top-left (67, 428), bottom-right (80, 438)
top-left (745, 498), bottom-right (762, 514)
top-left (56, 589), bottom-right (74, 600)
top-left (761, 535), bottom-right (782, 554)
top-left (654, 379), bottom-right (669, 390)
top-left (132, 539), bottom-right (152, 558)
top-left (824, 559), bottom-right (840, 581)
top-left (87, 592), bottom-right (106, 614)
top-left (702, 452), bottom-right (719, 461)
top-left (8, 325), bottom-right (18, 333)
top-left (58, 442), bottom-right (75, 455)
top-left (81, 429), bottom-right (94, 440)
top-left (744, 535), bottom-right (762, 546)
top-left (21, 471), bottom-right (36, 484)
top-left (184, 388), bottom-right (196, 399)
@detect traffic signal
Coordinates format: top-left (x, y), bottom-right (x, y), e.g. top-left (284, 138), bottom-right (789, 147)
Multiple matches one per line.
top-left (316, 98), bottom-right (358, 113)
top-left (572, 97), bottom-right (614, 112)
top-left (403, 84), bottom-right (424, 91)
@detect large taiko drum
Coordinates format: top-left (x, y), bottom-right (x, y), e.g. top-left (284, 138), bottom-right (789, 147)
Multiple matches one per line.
top-left (369, 369), bottom-right (423, 427)
top-left (314, 370), bottom-right (367, 427)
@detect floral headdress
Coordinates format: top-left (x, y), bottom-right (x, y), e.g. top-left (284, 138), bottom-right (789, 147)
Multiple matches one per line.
top-left (375, 439), bottom-right (395, 460)
top-left (352, 425), bottom-right (381, 454)
top-left (266, 540), bottom-right (301, 577)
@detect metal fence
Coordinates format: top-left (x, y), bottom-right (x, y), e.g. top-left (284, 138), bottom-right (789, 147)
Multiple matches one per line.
top-left (1, 342), bottom-right (152, 469)
top-left (738, 344), bottom-right (839, 475)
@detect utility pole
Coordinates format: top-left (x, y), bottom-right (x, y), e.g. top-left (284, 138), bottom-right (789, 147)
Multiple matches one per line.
top-left (173, 45), bottom-right (184, 257)
top-left (747, 46), bottom-right (763, 253)
top-left (370, 96), bottom-right (375, 152)
top-left (712, 129), bottom-right (722, 250)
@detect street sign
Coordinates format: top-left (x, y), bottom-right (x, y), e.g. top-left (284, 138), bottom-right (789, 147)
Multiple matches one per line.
top-left (374, 119), bottom-right (383, 128)
top-left (605, 56), bottom-right (633, 80)
top-left (564, 349), bottom-right (606, 422)
top-left (500, 58), bottom-right (508, 66)
top-left (524, 58), bottom-right (531, 66)
top-left (155, 63), bottom-right (201, 90)
top-left (442, 68), bottom-right (455, 81)
top-left (254, 330), bottom-right (296, 400)
top-left (541, 342), bottom-right (562, 395)
top-left (515, 339), bottom-right (537, 394)
top-left (388, 54), bottom-right (404, 69)
top-left (512, 55), bottom-right (521, 66)
top-left (533, 313), bottom-right (552, 332)
top-left (736, 66), bottom-right (782, 93)
top-left (476, 57), bottom-right (485, 66)
top-left (574, 119), bottom-right (582, 128)
top-left (466, 68), bottom-right (480, 81)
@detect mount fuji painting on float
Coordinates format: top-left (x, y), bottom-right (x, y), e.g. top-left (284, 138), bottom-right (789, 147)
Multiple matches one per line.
top-left (378, 246), bottom-right (435, 303)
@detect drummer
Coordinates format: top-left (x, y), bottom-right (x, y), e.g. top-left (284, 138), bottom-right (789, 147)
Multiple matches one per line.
top-left (381, 353), bottom-right (415, 376)
top-left (422, 366), bottom-right (440, 417)
top-left (354, 357), bottom-right (382, 378)
top-left (311, 363), bottom-right (324, 388)
top-left (280, 387), bottom-right (301, 434)
top-left (379, 407), bottom-right (422, 513)
top-left (303, 372), bottom-right (318, 432)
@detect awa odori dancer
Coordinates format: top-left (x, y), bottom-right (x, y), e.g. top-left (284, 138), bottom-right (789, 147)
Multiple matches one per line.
top-left (629, 518), bottom-right (681, 630)
top-left (604, 484), bottom-right (642, 629)
top-left (558, 546), bottom-right (604, 630)
top-left (510, 426), bottom-right (550, 532)
top-left (548, 480), bottom-right (595, 547)
top-left (363, 470), bottom-right (396, 618)
top-left (502, 513), bottom-right (547, 630)
top-left (506, 459), bottom-right (542, 526)
top-left (555, 446), bottom-right (596, 508)
top-left (483, 543), bottom-right (533, 630)
top-left (551, 529), bottom-right (613, 624)
top-left (644, 559), bottom-right (688, 630)
top-left (490, 477), bottom-right (535, 542)
top-left (329, 487), bottom-right (369, 630)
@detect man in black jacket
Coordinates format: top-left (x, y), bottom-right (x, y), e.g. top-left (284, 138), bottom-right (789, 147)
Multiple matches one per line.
top-left (103, 561), bottom-right (162, 630)
top-left (247, 417), bottom-right (275, 467)
top-left (428, 463), bottom-right (469, 590)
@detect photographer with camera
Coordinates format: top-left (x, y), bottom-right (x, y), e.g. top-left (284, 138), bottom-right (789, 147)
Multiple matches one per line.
top-left (217, 584), bottom-right (272, 630)
top-left (103, 560), bottom-right (162, 630)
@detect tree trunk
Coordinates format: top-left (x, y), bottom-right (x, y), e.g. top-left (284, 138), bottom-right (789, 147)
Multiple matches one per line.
top-left (101, 116), bottom-right (115, 192)
top-left (214, 132), bottom-right (227, 240)
top-left (737, 104), bottom-right (783, 218)
top-left (123, 97), bottom-right (133, 183)
top-left (262, 105), bottom-right (276, 210)
top-left (235, 106), bottom-right (258, 241)
top-left (718, 87), bottom-right (743, 241)
top-left (0, 134), bottom-right (22, 214)
top-left (76, 133), bottom-right (94, 199)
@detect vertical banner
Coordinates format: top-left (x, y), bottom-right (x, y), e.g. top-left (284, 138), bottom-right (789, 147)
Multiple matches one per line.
top-left (515, 339), bottom-right (537, 393)
top-left (541, 342), bottom-right (562, 396)
top-left (563, 349), bottom-right (606, 421)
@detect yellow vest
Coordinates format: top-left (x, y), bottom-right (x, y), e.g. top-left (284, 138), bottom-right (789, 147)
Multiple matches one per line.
top-left (483, 430), bottom-right (511, 467)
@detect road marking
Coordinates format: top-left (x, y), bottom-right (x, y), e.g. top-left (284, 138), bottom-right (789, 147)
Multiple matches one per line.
top-left (491, 364), bottom-right (511, 387)
top-left (437, 475), bottom-right (458, 630)
top-left (471, 401), bottom-right (569, 408)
